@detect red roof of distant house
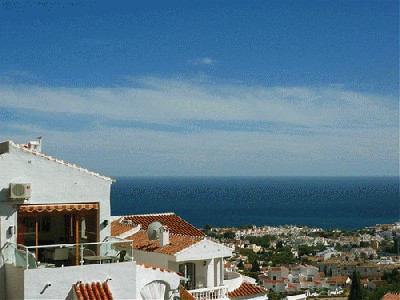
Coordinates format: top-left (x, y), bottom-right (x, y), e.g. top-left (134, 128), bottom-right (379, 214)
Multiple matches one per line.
top-left (331, 276), bottom-right (350, 284)
top-left (225, 262), bottom-right (236, 268)
top-left (381, 293), bottom-right (400, 300)
top-left (228, 282), bottom-right (268, 298)
top-left (314, 280), bottom-right (322, 284)
top-left (271, 267), bottom-right (289, 272)
top-left (73, 281), bottom-right (113, 300)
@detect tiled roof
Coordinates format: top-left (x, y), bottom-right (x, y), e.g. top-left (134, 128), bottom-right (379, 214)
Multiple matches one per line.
top-left (305, 264), bottom-right (319, 269)
top-left (9, 141), bottom-right (114, 182)
top-left (180, 285), bottom-right (197, 300)
top-left (121, 230), bottom-right (202, 255)
top-left (271, 266), bottom-right (289, 272)
top-left (331, 276), bottom-right (350, 283)
top-left (137, 262), bottom-right (179, 274)
top-left (111, 219), bottom-right (135, 236)
top-left (73, 281), bottom-right (113, 300)
top-left (314, 280), bottom-right (322, 284)
top-left (228, 282), bottom-right (268, 298)
top-left (120, 213), bottom-right (205, 237)
top-left (381, 293), bottom-right (400, 300)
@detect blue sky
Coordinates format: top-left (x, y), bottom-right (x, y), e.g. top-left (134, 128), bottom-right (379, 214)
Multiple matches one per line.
top-left (0, 0), bottom-right (398, 176)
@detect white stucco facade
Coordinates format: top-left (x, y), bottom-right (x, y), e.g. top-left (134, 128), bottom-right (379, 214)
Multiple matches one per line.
top-left (0, 141), bottom-right (113, 249)
top-left (5, 262), bottom-right (136, 299)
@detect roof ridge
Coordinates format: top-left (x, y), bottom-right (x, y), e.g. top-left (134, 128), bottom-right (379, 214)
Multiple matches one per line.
top-left (9, 141), bottom-right (114, 182)
top-left (137, 229), bottom-right (204, 239)
top-left (123, 212), bottom-right (175, 217)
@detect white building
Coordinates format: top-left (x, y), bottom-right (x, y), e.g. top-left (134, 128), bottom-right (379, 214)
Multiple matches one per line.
top-left (0, 140), bottom-right (181, 299)
top-left (112, 213), bottom-right (268, 300)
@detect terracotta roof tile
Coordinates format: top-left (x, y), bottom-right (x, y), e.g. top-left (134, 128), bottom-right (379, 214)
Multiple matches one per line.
top-left (381, 293), bottom-right (400, 300)
top-left (121, 230), bottom-right (201, 255)
top-left (73, 281), bottom-right (113, 300)
top-left (111, 219), bottom-right (135, 236)
top-left (121, 213), bottom-right (205, 237)
top-left (331, 276), bottom-right (350, 283)
top-left (137, 262), bottom-right (179, 274)
top-left (271, 266), bottom-right (289, 272)
top-left (228, 282), bottom-right (268, 298)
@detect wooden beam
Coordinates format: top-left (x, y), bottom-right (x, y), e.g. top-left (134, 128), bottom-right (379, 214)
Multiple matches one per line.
top-left (35, 215), bottom-right (39, 262)
top-left (75, 214), bottom-right (79, 265)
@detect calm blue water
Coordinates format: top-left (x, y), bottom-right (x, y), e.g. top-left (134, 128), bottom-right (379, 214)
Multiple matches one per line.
top-left (110, 177), bottom-right (399, 230)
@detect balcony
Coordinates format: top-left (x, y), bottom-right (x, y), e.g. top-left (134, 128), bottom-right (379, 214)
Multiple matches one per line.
top-left (2, 237), bottom-right (133, 269)
top-left (1, 238), bottom-right (136, 299)
top-left (223, 271), bottom-right (243, 291)
top-left (188, 286), bottom-right (229, 300)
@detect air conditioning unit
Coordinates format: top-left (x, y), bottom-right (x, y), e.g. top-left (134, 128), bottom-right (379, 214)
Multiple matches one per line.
top-left (9, 183), bottom-right (31, 200)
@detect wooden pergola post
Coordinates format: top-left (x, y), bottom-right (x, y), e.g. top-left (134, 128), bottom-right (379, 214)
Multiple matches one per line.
top-left (75, 214), bottom-right (79, 265)
top-left (35, 215), bottom-right (39, 262)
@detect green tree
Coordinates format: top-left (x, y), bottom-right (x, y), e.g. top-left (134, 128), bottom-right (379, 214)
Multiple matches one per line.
top-left (251, 260), bottom-right (260, 272)
top-left (349, 271), bottom-right (362, 300)
top-left (223, 230), bottom-right (235, 240)
top-left (203, 224), bottom-right (212, 231)
top-left (237, 261), bottom-right (244, 269)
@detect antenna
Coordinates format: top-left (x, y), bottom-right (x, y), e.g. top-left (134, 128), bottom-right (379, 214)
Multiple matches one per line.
top-left (147, 221), bottom-right (162, 240)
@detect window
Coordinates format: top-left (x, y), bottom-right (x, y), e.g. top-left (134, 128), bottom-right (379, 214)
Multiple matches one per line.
top-left (179, 263), bottom-right (196, 290)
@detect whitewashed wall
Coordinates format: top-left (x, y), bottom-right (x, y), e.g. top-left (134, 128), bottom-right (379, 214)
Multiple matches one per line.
top-left (0, 141), bottom-right (113, 248)
top-left (0, 141), bottom-right (113, 299)
top-left (5, 262), bottom-right (136, 299)
top-left (135, 264), bottom-right (180, 299)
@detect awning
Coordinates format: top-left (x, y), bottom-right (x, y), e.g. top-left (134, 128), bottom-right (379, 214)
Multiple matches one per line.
top-left (18, 203), bottom-right (98, 213)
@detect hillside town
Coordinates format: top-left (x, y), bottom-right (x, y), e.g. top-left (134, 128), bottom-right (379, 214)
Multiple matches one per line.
top-left (206, 223), bottom-right (400, 299)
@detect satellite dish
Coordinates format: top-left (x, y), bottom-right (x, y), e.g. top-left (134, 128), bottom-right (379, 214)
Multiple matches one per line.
top-left (147, 221), bottom-right (162, 240)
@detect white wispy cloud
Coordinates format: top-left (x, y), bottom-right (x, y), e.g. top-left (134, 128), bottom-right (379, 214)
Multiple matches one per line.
top-left (0, 77), bottom-right (397, 176)
top-left (189, 57), bottom-right (216, 65)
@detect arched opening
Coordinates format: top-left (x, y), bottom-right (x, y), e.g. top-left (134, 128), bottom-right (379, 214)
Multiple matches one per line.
top-left (140, 280), bottom-right (169, 300)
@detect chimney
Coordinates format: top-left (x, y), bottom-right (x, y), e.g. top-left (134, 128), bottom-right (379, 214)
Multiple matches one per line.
top-left (160, 226), bottom-right (170, 247)
top-left (28, 137), bottom-right (42, 152)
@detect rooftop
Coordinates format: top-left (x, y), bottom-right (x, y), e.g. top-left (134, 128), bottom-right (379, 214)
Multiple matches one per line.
top-left (381, 293), bottom-right (400, 300)
top-left (228, 282), bottom-right (268, 298)
top-left (73, 281), bottom-right (113, 300)
top-left (120, 213), bottom-right (205, 237)
top-left (124, 230), bottom-right (201, 255)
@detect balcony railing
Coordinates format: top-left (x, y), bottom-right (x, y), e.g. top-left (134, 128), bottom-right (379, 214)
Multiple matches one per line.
top-left (189, 286), bottom-right (228, 300)
top-left (2, 237), bottom-right (134, 270)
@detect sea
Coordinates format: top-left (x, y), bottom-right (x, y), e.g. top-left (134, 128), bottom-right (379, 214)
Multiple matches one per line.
top-left (110, 176), bottom-right (399, 230)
